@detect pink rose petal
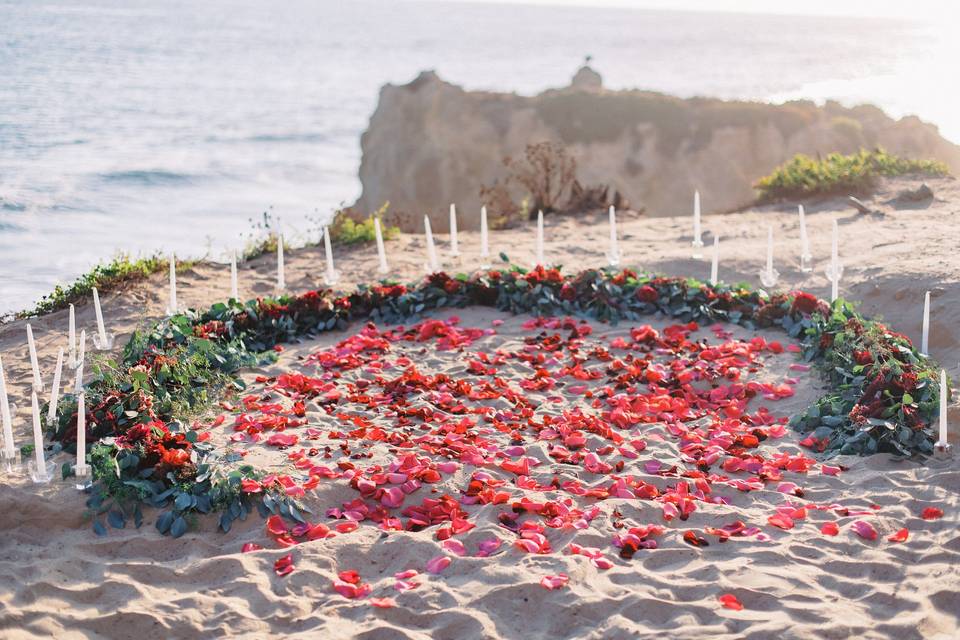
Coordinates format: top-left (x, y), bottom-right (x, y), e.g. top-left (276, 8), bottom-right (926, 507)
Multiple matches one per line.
top-left (540, 573), bottom-right (570, 590)
top-left (426, 555), bottom-right (451, 575)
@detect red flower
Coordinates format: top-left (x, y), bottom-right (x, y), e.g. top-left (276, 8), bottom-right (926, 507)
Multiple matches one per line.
top-left (559, 283), bottom-right (576, 301)
top-left (790, 292), bottom-right (819, 315)
top-left (636, 285), bottom-right (658, 303)
top-left (161, 447), bottom-right (191, 467)
top-left (853, 350), bottom-right (872, 365)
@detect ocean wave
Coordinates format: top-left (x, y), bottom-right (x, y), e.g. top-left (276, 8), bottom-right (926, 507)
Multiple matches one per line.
top-left (1, 200), bottom-right (27, 212)
top-left (203, 132), bottom-right (329, 145)
top-left (97, 170), bottom-right (196, 186)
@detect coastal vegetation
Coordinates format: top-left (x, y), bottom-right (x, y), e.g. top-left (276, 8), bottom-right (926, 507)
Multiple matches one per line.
top-left (754, 149), bottom-right (950, 203)
top-left (20, 253), bottom-right (177, 318)
top-left (329, 202), bottom-right (399, 245)
top-left (44, 267), bottom-right (943, 538)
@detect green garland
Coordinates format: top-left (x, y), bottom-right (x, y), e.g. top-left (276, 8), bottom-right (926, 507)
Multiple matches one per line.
top-left (47, 266), bottom-right (944, 536)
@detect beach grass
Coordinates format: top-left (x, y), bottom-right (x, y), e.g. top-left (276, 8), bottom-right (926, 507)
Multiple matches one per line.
top-left (755, 148), bottom-right (949, 203)
top-left (19, 253), bottom-right (191, 318)
top-left (330, 202), bottom-right (398, 245)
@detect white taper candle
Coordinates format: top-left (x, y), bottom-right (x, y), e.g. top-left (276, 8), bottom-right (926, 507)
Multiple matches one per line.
top-left (74, 330), bottom-right (85, 394)
top-left (68, 304), bottom-right (76, 366)
top-left (92, 287), bottom-right (108, 347)
top-left (26, 323), bottom-right (43, 393)
top-left (710, 234), bottom-right (719, 286)
top-left (323, 225), bottom-right (338, 284)
top-left (374, 217), bottom-right (389, 274)
top-left (938, 369), bottom-right (948, 446)
top-left (829, 218), bottom-right (840, 302)
top-left (449, 204), bottom-right (459, 257)
top-left (921, 291), bottom-right (930, 356)
top-left (798, 204), bottom-right (811, 269)
top-left (536, 210), bottom-right (545, 266)
top-left (76, 392), bottom-right (86, 471)
top-left (0, 355), bottom-right (14, 458)
top-left (608, 205), bottom-right (619, 266)
top-left (424, 216), bottom-right (439, 272)
top-left (480, 206), bottom-right (490, 265)
top-left (31, 391), bottom-right (45, 472)
top-left (47, 348), bottom-right (63, 424)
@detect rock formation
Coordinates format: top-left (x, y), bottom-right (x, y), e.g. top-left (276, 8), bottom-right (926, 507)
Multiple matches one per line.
top-left (352, 66), bottom-right (960, 231)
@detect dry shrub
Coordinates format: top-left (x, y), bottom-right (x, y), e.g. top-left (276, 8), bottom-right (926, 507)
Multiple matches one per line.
top-left (503, 141), bottom-right (576, 217)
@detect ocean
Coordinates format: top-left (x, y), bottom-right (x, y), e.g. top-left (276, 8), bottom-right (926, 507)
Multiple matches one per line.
top-left (1, 0), bottom-right (956, 314)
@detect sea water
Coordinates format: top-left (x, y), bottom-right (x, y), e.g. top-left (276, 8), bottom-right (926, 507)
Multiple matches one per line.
top-left (1, 0), bottom-right (956, 313)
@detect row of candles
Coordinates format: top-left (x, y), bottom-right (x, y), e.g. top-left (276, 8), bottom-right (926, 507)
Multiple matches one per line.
top-left (1, 295), bottom-right (103, 483)
top-left (1, 195), bottom-right (953, 484)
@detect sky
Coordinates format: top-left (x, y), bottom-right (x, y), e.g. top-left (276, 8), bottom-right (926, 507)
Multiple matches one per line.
top-left (457, 0), bottom-right (959, 20)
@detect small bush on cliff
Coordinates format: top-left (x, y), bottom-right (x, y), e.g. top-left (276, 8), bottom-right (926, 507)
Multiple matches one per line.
top-left (504, 141), bottom-right (577, 217)
top-left (481, 141), bottom-right (620, 224)
top-left (755, 149), bottom-right (949, 203)
top-left (329, 202), bottom-right (398, 245)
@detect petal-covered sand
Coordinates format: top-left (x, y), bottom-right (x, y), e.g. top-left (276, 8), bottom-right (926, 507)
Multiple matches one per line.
top-left (0, 177), bottom-right (959, 638)
top-left (2, 308), bottom-right (958, 639)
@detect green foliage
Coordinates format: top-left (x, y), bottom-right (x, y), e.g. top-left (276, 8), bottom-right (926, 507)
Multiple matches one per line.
top-left (22, 253), bottom-right (170, 317)
top-left (330, 202), bottom-right (398, 245)
top-left (60, 265), bottom-right (945, 537)
top-left (755, 148), bottom-right (950, 203)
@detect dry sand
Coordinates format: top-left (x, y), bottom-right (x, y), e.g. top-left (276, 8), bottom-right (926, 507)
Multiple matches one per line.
top-left (0, 175), bottom-right (959, 639)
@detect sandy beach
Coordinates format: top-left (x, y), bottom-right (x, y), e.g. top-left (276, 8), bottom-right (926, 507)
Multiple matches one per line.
top-left (0, 175), bottom-right (958, 639)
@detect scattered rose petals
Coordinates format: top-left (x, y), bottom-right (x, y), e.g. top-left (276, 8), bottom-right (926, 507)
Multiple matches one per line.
top-left (266, 515), bottom-right (288, 536)
top-left (540, 574), bottom-right (570, 590)
top-left (767, 514), bottom-right (794, 530)
top-left (333, 579), bottom-right (372, 599)
top-left (921, 507), bottom-right (944, 520)
top-left (851, 521), bottom-right (878, 541)
top-left (369, 597), bottom-right (396, 608)
top-left (338, 570), bottom-right (361, 584)
top-left (442, 539), bottom-right (467, 556)
top-left (274, 554), bottom-right (294, 577)
top-left (887, 528), bottom-right (909, 543)
top-left (426, 555), bottom-right (451, 575)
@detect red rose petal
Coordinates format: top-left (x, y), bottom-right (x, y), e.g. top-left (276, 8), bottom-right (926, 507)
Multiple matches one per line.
top-left (266, 515), bottom-right (288, 536)
top-left (851, 521), bottom-right (878, 541)
top-left (274, 554), bottom-right (294, 577)
top-left (426, 555), bottom-right (451, 575)
top-left (540, 574), bottom-right (570, 590)
top-left (921, 507), bottom-right (944, 520)
top-left (887, 528), bottom-right (909, 543)
top-left (338, 570), bottom-right (361, 585)
top-left (718, 593), bottom-right (743, 611)
top-left (370, 597), bottom-right (396, 608)
top-left (820, 522), bottom-right (839, 536)
top-left (767, 514), bottom-right (794, 530)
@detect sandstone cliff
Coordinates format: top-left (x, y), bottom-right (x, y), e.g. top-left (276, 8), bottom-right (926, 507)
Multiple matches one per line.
top-left (352, 68), bottom-right (960, 231)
